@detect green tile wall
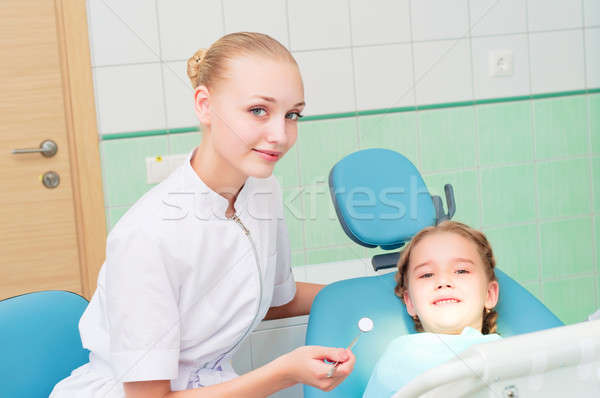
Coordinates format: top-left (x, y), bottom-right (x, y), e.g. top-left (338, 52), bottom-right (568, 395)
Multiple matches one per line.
top-left (533, 96), bottom-right (588, 160)
top-left (419, 107), bottom-right (477, 173)
top-left (101, 94), bottom-right (599, 325)
top-left (591, 95), bottom-right (600, 154)
top-left (477, 102), bottom-right (533, 166)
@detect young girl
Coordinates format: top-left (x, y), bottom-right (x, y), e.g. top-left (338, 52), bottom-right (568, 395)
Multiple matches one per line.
top-left (50, 32), bottom-right (354, 398)
top-left (363, 221), bottom-right (500, 398)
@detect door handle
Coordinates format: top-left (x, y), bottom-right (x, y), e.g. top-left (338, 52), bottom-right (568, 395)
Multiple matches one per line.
top-left (12, 139), bottom-right (58, 157)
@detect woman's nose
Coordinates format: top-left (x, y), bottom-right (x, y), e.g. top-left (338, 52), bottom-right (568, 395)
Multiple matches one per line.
top-left (265, 116), bottom-right (287, 144)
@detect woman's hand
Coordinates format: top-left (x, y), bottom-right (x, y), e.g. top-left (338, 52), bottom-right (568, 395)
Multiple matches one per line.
top-left (274, 345), bottom-right (356, 392)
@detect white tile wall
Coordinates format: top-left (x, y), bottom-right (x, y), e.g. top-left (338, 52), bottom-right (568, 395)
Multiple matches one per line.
top-left (413, 39), bottom-right (473, 105)
top-left (156, 0), bottom-right (224, 61)
top-left (411, 0), bottom-right (469, 41)
top-left (349, 0), bottom-right (411, 46)
top-left (527, 0), bottom-right (583, 32)
top-left (162, 61), bottom-right (197, 129)
top-left (585, 28), bottom-right (600, 88)
top-left (303, 259), bottom-right (371, 284)
top-left (223, 0), bottom-right (289, 48)
top-left (94, 64), bottom-right (166, 134)
top-left (293, 49), bottom-right (355, 115)
top-left (470, 0), bottom-right (528, 37)
top-left (87, 0), bottom-right (160, 66)
top-left (353, 44), bottom-right (415, 110)
top-left (287, 0), bottom-right (351, 51)
top-left (471, 34), bottom-right (530, 100)
top-left (584, 0), bottom-right (600, 26)
top-left (87, 0), bottom-right (596, 134)
top-left (529, 30), bottom-right (586, 93)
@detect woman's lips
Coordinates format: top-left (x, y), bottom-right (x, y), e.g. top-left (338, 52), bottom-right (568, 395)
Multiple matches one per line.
top-left (252, 148), bottom-right (281, 162)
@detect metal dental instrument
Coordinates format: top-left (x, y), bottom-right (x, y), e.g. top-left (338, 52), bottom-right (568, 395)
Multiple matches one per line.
top-left (327, 317), bottom-right (374, 378)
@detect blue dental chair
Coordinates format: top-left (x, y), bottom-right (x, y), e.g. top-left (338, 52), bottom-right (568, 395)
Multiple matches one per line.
top-left (304, 149), bottom-right (563, 398)
top-left (0, 290), bottom-right (90, 397)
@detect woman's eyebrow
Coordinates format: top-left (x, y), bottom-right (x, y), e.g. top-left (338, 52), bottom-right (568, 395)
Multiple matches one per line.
top-left (251, 95), bottom-right (305, 107)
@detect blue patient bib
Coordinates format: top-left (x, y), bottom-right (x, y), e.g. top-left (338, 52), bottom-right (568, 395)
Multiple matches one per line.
top-left (362, 327), bottom-right (501, 398)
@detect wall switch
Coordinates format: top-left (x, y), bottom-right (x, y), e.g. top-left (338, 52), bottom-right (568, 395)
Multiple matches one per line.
top-left (146, 154), bottom-right (189, 184)
top-left (489, 50), bottom-right (513, 77)
top-left (146, 155), bottom-right (170, 184)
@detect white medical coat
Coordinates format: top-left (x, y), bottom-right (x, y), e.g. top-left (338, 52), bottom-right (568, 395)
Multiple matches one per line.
top-left (50, 147), bottom-right (296, 396)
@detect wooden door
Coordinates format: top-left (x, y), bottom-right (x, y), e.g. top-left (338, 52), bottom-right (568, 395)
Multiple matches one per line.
top-left (0, 0), bottom-right (106, 300)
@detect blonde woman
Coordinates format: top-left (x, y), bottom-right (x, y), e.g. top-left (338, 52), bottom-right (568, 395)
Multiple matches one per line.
top-left (50, 32), bottom-right (354, 398)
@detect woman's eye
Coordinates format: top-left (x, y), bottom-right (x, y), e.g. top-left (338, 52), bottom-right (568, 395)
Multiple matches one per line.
top-left (286, 111), bottom-right (303, 120)
top-left (250, 107), bottom-right (267, 117)
top-left (419, 273), bottom-right (433, 279)
top-left (456, 269), bottom-right (469, 274)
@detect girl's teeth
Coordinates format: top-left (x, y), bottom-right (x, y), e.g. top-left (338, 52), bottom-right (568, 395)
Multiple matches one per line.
top-left (436, 299), bottom-right (458, 305)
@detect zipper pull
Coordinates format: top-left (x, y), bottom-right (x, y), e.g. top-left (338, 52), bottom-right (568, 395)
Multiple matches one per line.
top-left (231, 214), bottom-right (250, 235)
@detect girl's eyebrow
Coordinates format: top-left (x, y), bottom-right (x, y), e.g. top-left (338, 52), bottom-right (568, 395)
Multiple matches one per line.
top-left (413, 261), bottom-right (432, 272)
top-left (251, 95), bottom-right (305, 107)
top-left (413, 257), bottom-right (474, 272)
top-left (453, 258), bottom-right (474, 265)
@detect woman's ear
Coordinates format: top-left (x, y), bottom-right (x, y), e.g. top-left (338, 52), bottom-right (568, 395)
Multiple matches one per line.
top-left (403, 290), bottom-right (416, 316)
top-left (485, 280), bottom-right (499, 310)
top-left (194, 85), bottom-right (211, 126)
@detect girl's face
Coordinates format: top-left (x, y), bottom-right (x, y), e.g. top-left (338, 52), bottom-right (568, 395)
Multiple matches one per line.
top-left (403, 232), bottom-right (499, 334)
top-left (195, 54), bottom-right (305, 182)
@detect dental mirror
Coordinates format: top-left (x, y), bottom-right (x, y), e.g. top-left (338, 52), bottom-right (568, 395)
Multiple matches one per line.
top-left (327, 317), bottom-right (374, 377)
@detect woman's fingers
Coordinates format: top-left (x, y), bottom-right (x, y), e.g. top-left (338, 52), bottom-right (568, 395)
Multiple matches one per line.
top-left (311, 346), bottom-right (350, 363)
top-left (282, 345), bottom-right (356, 392)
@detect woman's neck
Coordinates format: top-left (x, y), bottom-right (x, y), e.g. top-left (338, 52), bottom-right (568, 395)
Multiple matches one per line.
top-left (190, 135), bottom-right (247, 214)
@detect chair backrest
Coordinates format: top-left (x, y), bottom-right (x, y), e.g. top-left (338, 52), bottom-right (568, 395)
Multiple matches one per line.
top-left (329, 148), bottom-right (436, 250)
top-left (0, 290), bottom-right (90, 397)
top-left (304, 270), bottom-right (563, 398)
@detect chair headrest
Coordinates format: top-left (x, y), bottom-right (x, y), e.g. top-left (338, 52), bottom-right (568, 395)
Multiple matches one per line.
top-left (329, 148), bottom-right (436, 250)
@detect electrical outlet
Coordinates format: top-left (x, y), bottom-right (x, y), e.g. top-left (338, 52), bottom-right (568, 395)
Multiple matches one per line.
top-left (489, 50), bottom-right (513, 77)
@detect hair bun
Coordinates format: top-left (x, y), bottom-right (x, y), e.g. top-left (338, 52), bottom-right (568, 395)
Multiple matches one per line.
top-left (186, 48), bottom-right (207, 88)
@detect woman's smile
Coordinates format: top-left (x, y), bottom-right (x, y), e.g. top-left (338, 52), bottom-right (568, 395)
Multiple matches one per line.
top-left (252, 148), bottom-right (282, 162)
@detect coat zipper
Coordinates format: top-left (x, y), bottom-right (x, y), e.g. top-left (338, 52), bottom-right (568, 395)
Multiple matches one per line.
top-left (215, 213), bottom-right (263, 365)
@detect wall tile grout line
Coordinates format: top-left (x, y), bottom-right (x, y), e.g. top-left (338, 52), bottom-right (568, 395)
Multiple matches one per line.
top-left (407, 0), bottom-right (421, 171)
top-left (153, 0), bottom-right (170, 155)
top-left (467, 0), bottom-right (484, 229)
top-left (345, 0), bottom-right (362, 150)
top-left (286, 0), bottom-right (308, 267)
top-left (89, 22), bottom-right (600, 69)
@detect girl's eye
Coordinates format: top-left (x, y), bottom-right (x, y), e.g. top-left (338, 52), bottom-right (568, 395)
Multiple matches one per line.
top-left (286, 111), bottom-right (303, 120)
top-left (419, 273), bottom-right (433, 279)
top-left (456, 269), bottom-right (469, 274)
top-left (250, 107), bottom-right (267, 117)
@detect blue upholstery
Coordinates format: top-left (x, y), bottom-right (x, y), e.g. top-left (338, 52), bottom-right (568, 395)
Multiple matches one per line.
top-left (304, 270), bottom-right (563, 398)
top-left (0, 290), bottom-right (90, 398)
top-left (329, 148), bottom-right (436, 250)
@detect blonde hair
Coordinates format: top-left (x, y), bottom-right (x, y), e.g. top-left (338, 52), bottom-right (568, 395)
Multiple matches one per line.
top-left (186, 32), bottom-right (297, 90)
top-left (394, 221), bottom-right (499, 334)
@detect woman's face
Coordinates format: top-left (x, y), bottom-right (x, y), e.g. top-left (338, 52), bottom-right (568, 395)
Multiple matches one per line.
top-left (197, 54), bottom-right (305, 181)
top-left (403, 232), bottom-right (499, 334)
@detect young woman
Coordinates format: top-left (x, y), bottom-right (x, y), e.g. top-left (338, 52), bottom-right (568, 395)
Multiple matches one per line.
top-left (363, 221), bottom-right (500, 397)
top-left (50, 32), bottom-right (355, 398)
